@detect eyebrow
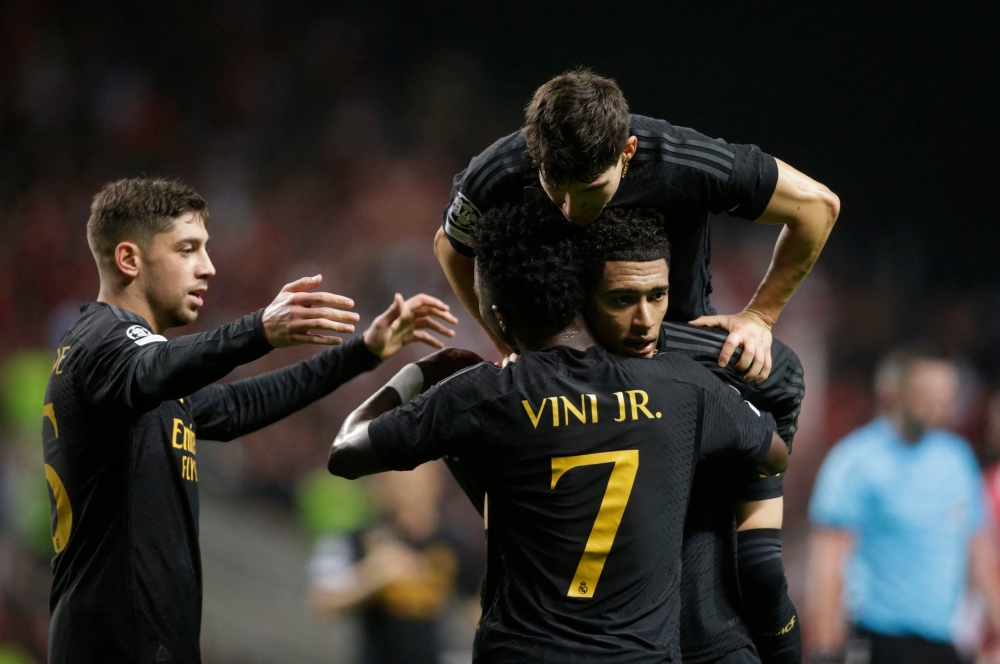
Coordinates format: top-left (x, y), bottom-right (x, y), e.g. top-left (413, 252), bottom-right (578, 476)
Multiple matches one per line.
top-left (604, 285), bottom-right (669, 295)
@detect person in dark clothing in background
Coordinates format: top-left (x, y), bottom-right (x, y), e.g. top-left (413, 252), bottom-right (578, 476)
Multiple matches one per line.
top-left (42, 177), bottom-right (457, 664)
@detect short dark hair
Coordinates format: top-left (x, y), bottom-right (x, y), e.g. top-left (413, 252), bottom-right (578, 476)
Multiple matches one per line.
top-left (87, 177), bottom-right (208, 269)
top-left (524, 68), bottom-right (630, 187)
top-left (473, 202), bottom-right (585, 347)
top-left (581, 208), bottom-right (671, 293)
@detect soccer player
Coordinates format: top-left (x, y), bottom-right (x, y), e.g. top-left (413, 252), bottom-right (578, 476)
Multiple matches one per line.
top-left (42, 178), bottom-right (457, 663)
top-left (445, 207), bottom-right (804, 663)
top-left (434, 68), bottom-right (839, 382)
top-left (328, 203), bottom-right (788, 662)
top-left (579, 210), bottom-right (802, 664)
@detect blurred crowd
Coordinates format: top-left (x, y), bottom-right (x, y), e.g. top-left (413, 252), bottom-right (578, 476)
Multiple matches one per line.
top-left (3, 1), bottom-right (1000, 662)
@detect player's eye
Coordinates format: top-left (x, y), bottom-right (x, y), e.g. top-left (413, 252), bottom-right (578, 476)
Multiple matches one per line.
top-left (649, 292), bottom-right (666, 302)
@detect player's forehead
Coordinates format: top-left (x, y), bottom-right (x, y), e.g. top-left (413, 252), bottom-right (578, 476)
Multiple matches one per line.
top-left (541, 165), bottom-right (617, 194)
top-left (163, 211), bottom-right (209, 242)
top-left (600, 260), bottom-right (669, 290)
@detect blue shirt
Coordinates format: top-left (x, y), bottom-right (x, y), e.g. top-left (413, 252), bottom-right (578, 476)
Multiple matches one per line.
top-left (809, 417), bottom-right (986, 642)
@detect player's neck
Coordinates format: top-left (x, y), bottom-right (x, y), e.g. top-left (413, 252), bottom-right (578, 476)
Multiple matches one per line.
top-left (524, 314), bottom-right (597, 353)
top-left (97, 282), bottom-right (164, 334)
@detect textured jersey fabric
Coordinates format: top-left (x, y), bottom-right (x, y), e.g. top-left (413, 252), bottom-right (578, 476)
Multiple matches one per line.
top-left (442, 115), bottom-right (779, 321)
top-left (43, 302), bottom-right (379, 663)
top-left (369, 345), bottom-right (774, 663)
top-left (810, 418), bottom-right (986, 642)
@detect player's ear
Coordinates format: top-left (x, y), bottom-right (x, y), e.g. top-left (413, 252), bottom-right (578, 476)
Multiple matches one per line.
top-left (114, 241), bottom-right (142, 279)
top-left (491, 305), bottom-right (509, 334)
top-left (622, 135), bottom-right (638, 161)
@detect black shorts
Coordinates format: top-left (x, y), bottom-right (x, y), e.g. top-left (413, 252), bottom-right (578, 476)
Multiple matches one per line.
top-left (848, 626), bottom-right (963, 664)
top-left (713, 646), bottom-right (761, 664)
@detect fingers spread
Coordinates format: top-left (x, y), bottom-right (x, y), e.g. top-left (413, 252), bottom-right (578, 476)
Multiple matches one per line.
top-left (743, 349), bottom-right (766, 382)
top-left (735, 340), bottom-right (755, 372)
top-left (413, 316), bottom-right (456, 337)
top-left (289, 332), bottom-right (342, 346)
top-left (690, 315), bottom-right (727, 329)
top-left (296, 306), bottom-right (361, 323)
top-left (292, 291), bottom-right (355, 309)
top-left (405, 293), bottom-right (451, 312)
top-left (283, 275), bottom-right (322, 293)
top-left (411, 330), bottom-right (445, 349)
top-left (410, 304), bottom-right (459, 324)
top-left (294, 318), bottom-right (355, 334)
top-left (718, 336), bottom-right (740, 367)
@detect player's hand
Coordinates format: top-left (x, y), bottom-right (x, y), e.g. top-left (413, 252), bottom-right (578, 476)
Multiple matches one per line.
top-left (262, 275), bottom-right (360, 348)
top-left (363, 293), bottom-right (459, 360)
top-left (689, 309), bottom-right (774, 383)
top-left (415, 348), bottom-right (484, 389)
top-left (498, 352), bottom-right (519, 368)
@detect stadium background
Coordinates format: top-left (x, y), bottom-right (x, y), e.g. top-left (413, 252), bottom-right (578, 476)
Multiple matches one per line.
top-left (1, 2), bottom-right (999, 661)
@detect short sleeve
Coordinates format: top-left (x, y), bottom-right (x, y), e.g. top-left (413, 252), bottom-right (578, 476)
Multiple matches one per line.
top-left (77, 320), bottom-right (167, 410)
top-left (808, 441), bottom-right (868, 529)
top-left (700, 382), bottom-right (775, 464)
top-left (368, 383), bottom-right (470, 471)
top-left (641, 121), bottom-right (778, 221)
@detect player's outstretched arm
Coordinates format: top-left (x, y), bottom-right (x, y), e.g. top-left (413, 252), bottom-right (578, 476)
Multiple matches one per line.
top-left (328, 348), bottom-right (483, 479)
top-left (117, 275), bottom-right (358, 411)
top-left (189, 292), bottom-right (457, 441)
top-left (433, 227), bottom-right (514, 360)
top-left (691, 160), bottom-right (839, 384)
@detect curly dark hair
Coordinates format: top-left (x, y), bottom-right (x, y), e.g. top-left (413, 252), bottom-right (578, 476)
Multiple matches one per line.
top-left (473, 202), bottom-right (586, 347)
top-left (581, 208), bottom-right (671, 293)
top-left (524, 68), bottom-right (630, 187)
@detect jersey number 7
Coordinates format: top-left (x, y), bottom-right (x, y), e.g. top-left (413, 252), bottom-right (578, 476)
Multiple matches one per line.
top-left (551, 450), bottom-right (639, 599)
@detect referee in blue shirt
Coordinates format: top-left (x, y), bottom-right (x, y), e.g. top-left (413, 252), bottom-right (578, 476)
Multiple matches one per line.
top-left (805, 347), bottom-right (1000, 664)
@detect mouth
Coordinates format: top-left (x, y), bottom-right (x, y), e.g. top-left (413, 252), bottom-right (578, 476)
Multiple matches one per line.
top-left (188, 287), bottom-right (207, 308)
top-left (621, 336), bottom-right (657, 357)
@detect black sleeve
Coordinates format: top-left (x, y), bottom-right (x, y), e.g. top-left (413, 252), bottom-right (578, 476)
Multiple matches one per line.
top-left (368, 380), bottom-right (472, 471)
top-left (79, 310), bottom-right (273, 413)
top-left (732, 469), bottom-right (785, 503)
top-left (641, 120), bottom-right (778, 220)
top-left (737, 528), bottom-right (802, 664)
top-left (659, 322), bottom-right (805, 446)
top-left (188, 337), bottom-right (381, 441)
top-left (699, 380), bottom-right (776, 463)
top-left (442, 131), bottom-right (531, 257)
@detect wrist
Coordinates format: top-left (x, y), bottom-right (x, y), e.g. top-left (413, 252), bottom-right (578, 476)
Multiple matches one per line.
top-left (743, 304), bottom-right (778, 329)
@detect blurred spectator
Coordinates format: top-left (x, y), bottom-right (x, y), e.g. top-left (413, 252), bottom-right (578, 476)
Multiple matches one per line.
top-left (805, 348), bottom-right (1000, 664)
top-left (309, 462), bottom-right (479, 664)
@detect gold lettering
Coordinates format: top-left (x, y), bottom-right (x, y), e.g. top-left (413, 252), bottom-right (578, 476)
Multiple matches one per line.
top-left (549, 397), bottom-right (560, 427)
top-left (45, 463), bottom-right (73, 553)
top-left (522, 399), bottom-right (549, 429)
top-left (627, 390), bottom-right (655, 420)
top-left (172, 419), bottom-right (185, 449)
top-left (43, 403), bottom-right (59, 438)
top-left (181, 456), bottom-right (199, 482)
top-left (52, 346), bottom-right (71, 375)
top-left (587, 394), bottom-right (598, 423)
top-left (614, 392), bottom-right (626, 422)
top-left (561, 395), bottom-right (588, 424)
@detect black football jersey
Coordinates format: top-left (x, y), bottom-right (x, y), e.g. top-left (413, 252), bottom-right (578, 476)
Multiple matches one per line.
top-left (369, 345), bottom-right (775, 663)
top-left (442, 115), bottom-right (779, 321)
top-left (656, 323), bottom-right (804, 663)
top-left (42, 303), bottom-right (380, 663)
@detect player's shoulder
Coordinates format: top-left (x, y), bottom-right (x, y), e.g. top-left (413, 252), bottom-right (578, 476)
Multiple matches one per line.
top-left (649, 350), bottom-right (725, 391)
top-left (926, 428), bottom-right (978, 464)
top-left (456, 129), bottom-right (532, 200)
top-left (69, 303), bottom-right (163, 357)
top-left (431, 361), bottom-right (507, 411)
top-left (629, 113), bottom-right (737, 181)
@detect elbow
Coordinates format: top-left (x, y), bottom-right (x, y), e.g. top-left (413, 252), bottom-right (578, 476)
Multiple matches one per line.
top-left (433, 227), bottom-right (450, 264)
top-left (327, 439), bottom-right (363, 480)
top-left (815, 185), bottom-right (840, 231)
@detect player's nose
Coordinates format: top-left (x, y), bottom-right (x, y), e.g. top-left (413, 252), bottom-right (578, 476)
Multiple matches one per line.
top-left (198, 252), bottom-right (217, 279)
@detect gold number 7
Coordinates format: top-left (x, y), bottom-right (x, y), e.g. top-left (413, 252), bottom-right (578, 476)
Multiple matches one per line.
top-left (551, 450), bottom-right (639, 599)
